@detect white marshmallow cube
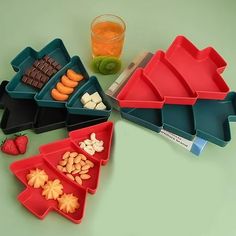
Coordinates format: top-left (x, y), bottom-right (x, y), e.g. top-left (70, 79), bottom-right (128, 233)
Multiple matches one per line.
top-left (84, 101), bottom-right (96, 109)
top-left (81, 92), bottom-right (92, 105)
top-left (95, 102), bottom-right (106, 110)
top-left (91, 92), bottom-right (102, 104)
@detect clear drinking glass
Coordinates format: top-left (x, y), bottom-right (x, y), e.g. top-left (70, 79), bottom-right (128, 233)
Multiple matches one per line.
top-left (91, 14), bottom-right (126, 58)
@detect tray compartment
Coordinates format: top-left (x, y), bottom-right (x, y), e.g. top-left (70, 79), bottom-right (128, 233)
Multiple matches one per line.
top-left (40, 138), bottom-right (101, 194)
top-left (6, 39), bottom-right (71, 99)
top-left (0, 81), bottom-right (9, 108)
top-left (121, 108), bottom-right (162, 133)
top-left (66, 113), bottom-right (108, 131)
top-left (10, 155), bottom-right (87, 223)
top-left (193, 92), bottom-right (236, 146)
top-left (69, 121), bottom-right (114, 165)
top-left (0, 98), bottom-right (37, 134)
top-left (117, 68), bottom-right (164, 108)
top-left (144, 51), bottom-right (196, 104)
top-left (35, 56), bottom-right (89, 108)
top-left (33, 107), bottom-right (67, 133)
top-left (66, 76), bottom-right (112, 117)
top-left (162, 104), bottom-right (196, 140)
top-left (165, 35), bottom-right (229, 99)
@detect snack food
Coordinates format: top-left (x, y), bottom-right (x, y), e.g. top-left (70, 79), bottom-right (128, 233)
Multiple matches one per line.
top-left (1, 138), bottom-right (19, 155)
top-left (57, 151), bottom-right (94, 186)
top-left (56, 82), bottom-right (74, 95)
top-left (42, 179), bottom-right (63, 200)
top-left (14, 134), bottom-right (28, 154)
top-left (84, 101), bottom-right (96, 109)
top-left (51, 69), bottom-right (84, 101)
top-left (67, 69), bottom-right (84, 82)
top-left (61, 75), bottom-right (78, 88)
top-left (91, 56), bottom-right (121, 75)
top-left (91, 92), bottom-right (102, 103)
top-left (51, 88), bottom-right (69, 101)
top-left (80, 91), bottom-right (106, 110)
top-left (95, 102), bottom-right (106, 110)
top-left (21, 55), bottom-right (61, 90)
top-left (79, 133), bottom-right (104, 155)
top-left (57, 193), bottom-right (80, 214)
top-left (27, 168), bottom-right (48, 188)
top-left (99, 57), bottom-right (121, 75)
top-left (80, 92), bottom-right (92, 104)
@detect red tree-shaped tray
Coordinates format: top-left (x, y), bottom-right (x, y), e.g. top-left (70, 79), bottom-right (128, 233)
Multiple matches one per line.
top-left (117, 35), bottom-right (229, 108)
top-left (10, 121), bottom-right (114, 224)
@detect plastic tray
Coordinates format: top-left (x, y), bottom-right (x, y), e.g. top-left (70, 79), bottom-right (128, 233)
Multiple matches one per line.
top-left (69, 121), bottom-right (114, 165)
top-left (121, 92), bottom-right (236, 146)
top-left (40, 138), bottom-right (102, 194)
top-left (0, 81), bottom-right (38, 133)
top-left (10, 121), bottom-right (114, 223)
top-left (6, 39), bottom-right (71, 99)
top-left (4, 39), bottom-right (112, 117)
top-left (33, 107), bottom-right (67, 134)
top-left (0, 81), bottom-right (110, 134)
top-left (66, 113), bottom-right (108, 131)
top-left (10, 154), bottom-right (87, 224)
top-left (35, 56), bottom-right (89, 108)
top-left (117, 35), bottom-right (229, 109)
top-left (66, 76), bottom-right (112, 117)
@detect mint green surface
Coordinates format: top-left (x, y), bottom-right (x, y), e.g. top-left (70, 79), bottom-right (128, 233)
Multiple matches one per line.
top-left (1, 0), bottom-right (236, 235)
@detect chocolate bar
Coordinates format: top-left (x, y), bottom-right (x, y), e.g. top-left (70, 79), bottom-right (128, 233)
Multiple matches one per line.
top-left (21, 55), bottom-right (61, 90)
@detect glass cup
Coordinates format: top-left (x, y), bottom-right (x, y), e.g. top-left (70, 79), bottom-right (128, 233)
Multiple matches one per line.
top-left (91, 14), bottom-right (126, 58)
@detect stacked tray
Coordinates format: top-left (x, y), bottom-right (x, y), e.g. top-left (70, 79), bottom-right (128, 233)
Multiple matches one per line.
top-left (0, 39), bottom-right (112, 134)
top-left (117, 36), bottom-right (229, 108)
top-left (118, 36), bottom-right (235, 147)
top-left (10, 121), bottom-right (114, 223)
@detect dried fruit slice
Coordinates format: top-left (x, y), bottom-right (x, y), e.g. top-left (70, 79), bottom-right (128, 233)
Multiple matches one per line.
top-left (56, 82), bottom-right (74, 95)
top-left (98, 57), bottom-right (121, 75)
top-left (91, 56), bottom-right (107, 73)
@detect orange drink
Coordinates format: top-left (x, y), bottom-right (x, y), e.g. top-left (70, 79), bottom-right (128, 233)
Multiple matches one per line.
top-left (91, 14), bottom-right (126, 58)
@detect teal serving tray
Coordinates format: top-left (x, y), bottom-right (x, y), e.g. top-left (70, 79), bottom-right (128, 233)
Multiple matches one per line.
top-left (6, 38), bottom-right (70, 99)
top-left (121, 92), bottom-right (236, 147)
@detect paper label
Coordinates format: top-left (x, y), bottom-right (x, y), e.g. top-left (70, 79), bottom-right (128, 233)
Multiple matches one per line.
top-left (160, 129), bottom-right (193, 151)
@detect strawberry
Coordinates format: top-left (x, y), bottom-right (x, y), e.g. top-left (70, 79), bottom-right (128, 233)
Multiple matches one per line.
top-left (14, 134), bottom-right (28, 154)
top-left (1, 139), bottom-right (20, 155)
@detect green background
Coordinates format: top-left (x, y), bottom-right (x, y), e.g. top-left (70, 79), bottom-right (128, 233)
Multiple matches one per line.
top-left (0, 0), bottom-right (236, 235)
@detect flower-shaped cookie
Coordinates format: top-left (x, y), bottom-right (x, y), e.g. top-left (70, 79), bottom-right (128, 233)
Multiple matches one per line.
top-left (58, 193), bottom-right (80, 213)
top-left (42, 179), bottom-right (63, 200)
top-left (27, 168), bottom-right (48, 188)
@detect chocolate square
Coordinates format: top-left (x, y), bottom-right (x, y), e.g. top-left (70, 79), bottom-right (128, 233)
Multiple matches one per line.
top-left (22, 75), bottom-right (28, 83)
top-left (40, 75), bottom-right (49, 83)
top-left (32, 80), bottom-right (39, 87)
top-left (38, 82), bottom-right (44, 89)
top-left (44, 55), bottom-right (50, 62)
top-left (56, 64), bottom-right (62, 70)
top-left (48, 57), bottom-right (54, 64)
top-left (27, 78), bottom-right (34, 85)
top-left (47, 69), bottom-right (54, 77)
top-left (35, 72), bottom-right (42, 81)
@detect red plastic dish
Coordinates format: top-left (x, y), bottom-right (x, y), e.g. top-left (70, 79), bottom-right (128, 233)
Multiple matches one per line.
top-left (117, 35), bottom-right (229, 109)
top-left (10, 154), bottom-right (87, 224)
top-left (10, 121), bottom-right (114, 223)
top-left (40, 138), bottom-right (101, 194)
top-left (165, 35), bottom-right (228, 99)
top-left (69, 121), bottom-right (114, 165)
